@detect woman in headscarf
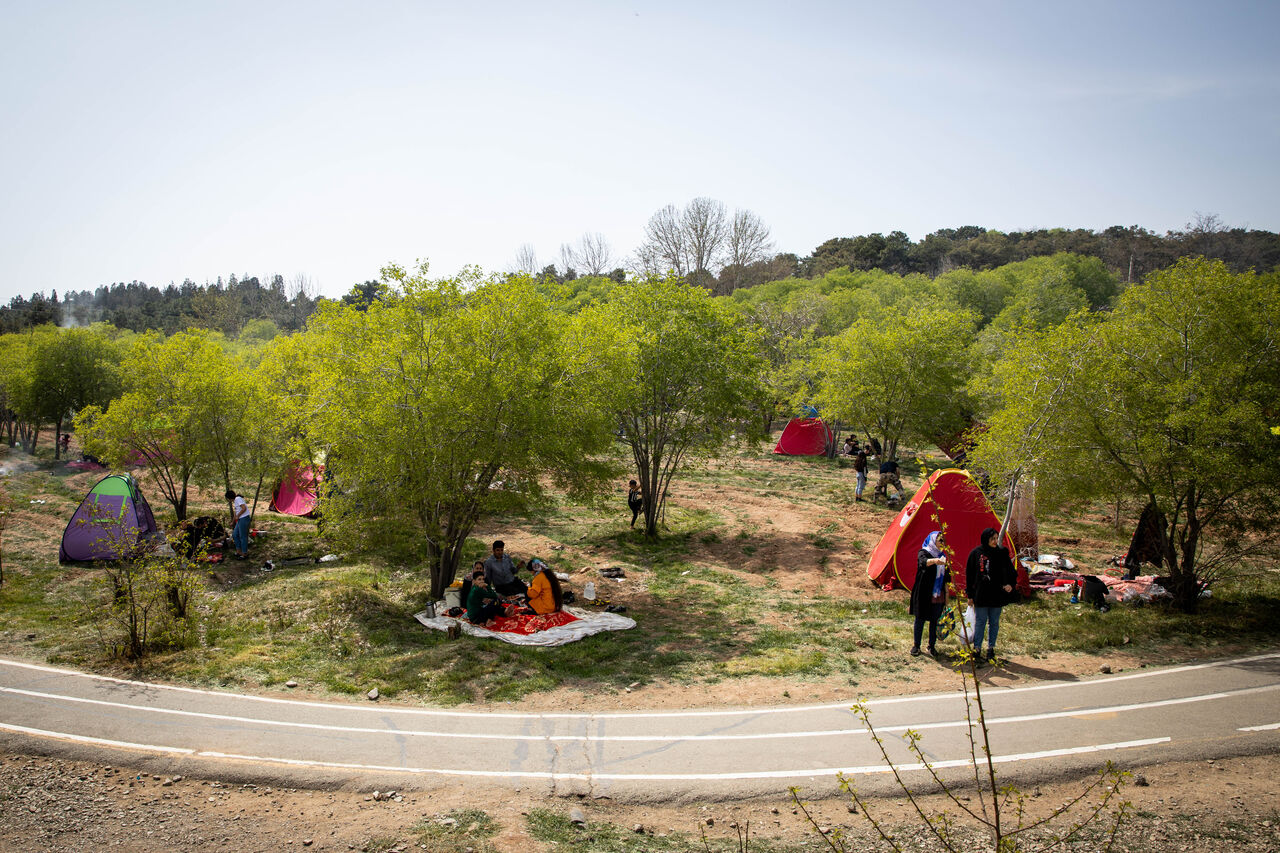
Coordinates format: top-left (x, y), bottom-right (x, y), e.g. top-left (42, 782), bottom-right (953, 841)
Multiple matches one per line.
top-left (910, 530), bottom-right (950, 657)
top-left (965, 527), bottom-right (1017, 664)
top-left (525, 558), bottom-right (564, 615)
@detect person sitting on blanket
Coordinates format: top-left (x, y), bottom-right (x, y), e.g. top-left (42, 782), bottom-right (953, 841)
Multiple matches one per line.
top-left (526, 558), bottom-right (565, 615)
top-left (465, 571), bottom-right (506, 626)
top-left (483, 540), bottom-right (529, 598)
top-left (458, 560), bottom-right (484, 611)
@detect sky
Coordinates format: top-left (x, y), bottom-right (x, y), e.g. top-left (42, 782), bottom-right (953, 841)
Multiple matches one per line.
top-left (1, 0), bottom-right (1278, 303)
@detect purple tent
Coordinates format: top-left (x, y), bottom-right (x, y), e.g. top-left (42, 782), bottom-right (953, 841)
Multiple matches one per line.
top-left (59, 474), bottom-right (161, 562)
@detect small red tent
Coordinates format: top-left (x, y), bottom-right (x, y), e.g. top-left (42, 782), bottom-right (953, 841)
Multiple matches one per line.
top-left (268, 463), bottom-right (323, 517)
top-left (866, 468), bottom-right (1014, 592)
top-left (773, 418), bottom-right (833, 456)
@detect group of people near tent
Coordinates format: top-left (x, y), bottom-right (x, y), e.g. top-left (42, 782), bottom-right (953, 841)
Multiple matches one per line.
top-left (868, 468), bottom-right (1022, 663)
top-left (60, 462), bottom-right (324, 564)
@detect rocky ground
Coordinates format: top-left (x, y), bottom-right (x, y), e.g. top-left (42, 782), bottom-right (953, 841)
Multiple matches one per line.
top-left (1, 750), bottom-right (1277, 852)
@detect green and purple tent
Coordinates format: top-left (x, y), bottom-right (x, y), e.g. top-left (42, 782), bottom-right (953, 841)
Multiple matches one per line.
top-left (59, 474), bottom-right (160, 562)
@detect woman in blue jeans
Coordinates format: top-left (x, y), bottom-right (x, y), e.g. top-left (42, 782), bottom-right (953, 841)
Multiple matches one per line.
top-left (225, 489), bottom-right (251, 560)
top-left (965, 527), bottom-right (1017, 664)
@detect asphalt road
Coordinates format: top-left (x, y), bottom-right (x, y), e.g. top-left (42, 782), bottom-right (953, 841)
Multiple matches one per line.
top-left (1, 652), bottom-right (1278, 802)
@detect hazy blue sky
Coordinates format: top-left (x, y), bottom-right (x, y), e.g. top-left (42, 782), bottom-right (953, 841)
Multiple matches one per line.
top-left (2, 1), bottom-right (1277, 303)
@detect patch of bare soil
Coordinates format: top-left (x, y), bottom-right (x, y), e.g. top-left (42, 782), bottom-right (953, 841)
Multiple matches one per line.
top-left (1, 750), bottom-right (1275, 852)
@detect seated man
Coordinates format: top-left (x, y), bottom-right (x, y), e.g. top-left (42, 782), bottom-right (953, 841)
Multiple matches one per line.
top-left (465, 571), bottom-right (506, 626)
top-left (874, 457), bottom-right (905, 503)
top-left (483, 539), bottom-right (528, 597)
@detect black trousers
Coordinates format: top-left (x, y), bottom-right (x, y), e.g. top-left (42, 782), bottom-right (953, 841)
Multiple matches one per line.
top-left (912, 601), bottom-right (945, 649)
top-left (495, 578), bottom-right (527, 597)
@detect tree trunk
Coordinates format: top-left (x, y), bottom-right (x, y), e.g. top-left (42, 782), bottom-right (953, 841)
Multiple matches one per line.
top-left (427, 537), bottom-right (467, 599)
top-left (1172, 491), bottom-right (1202, 614)
top-left (53, 417), bottom-right (63, 461)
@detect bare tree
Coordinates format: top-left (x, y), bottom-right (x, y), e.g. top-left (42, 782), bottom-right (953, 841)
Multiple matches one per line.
top-left (720, 208), bottom-right (776, 294)
top-left (576, 232), bottom-right (613, 276)
top-left (682, 196), bottom-right (729, 275)
top-left (558, 243), bottom-right (579, 278)
top-left (635, 198), bottom-right (760, 288)
top-left (638, 204), bottom-right (689, 276)
top-left (512, 243), bottom-right (539, 276)
top-left (288, 273), bottom-right (314, 303)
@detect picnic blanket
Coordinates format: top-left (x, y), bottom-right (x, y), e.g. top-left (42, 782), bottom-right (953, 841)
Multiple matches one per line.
top-left (413, 605), bottom-right (636, 647)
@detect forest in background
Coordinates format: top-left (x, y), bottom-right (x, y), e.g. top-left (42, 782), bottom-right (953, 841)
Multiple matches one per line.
top-left (3, 215), bottom-right (1278, 336)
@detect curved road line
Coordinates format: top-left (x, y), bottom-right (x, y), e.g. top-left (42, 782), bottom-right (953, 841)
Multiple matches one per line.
top-left (1, 653), bottom-right (1278, 798)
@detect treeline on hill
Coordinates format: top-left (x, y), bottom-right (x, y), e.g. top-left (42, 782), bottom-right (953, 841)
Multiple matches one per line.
top-left (3, 216), bottom-right (1278, 336)
top-left (3, 253), bottom-right (1278, 616)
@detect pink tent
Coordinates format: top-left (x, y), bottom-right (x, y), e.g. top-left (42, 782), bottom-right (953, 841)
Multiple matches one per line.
top-left (268, 463), bottom-right (323, 517)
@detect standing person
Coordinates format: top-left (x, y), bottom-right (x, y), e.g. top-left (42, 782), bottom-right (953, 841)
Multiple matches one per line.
top-left (910, 530), bottom-right (950, 657)
top-left (224, 489), bottom-right (251, 560)
top-left (525, 558), bottom-right (564, 615)
top-left (965, 527), bottom-right (1017, 665)
top-left (627, 480), bottom-right (644, 529)
top-left (483, 540), bottom-right (528, 597)
top-left (854, 446), bottom-right (869, 502)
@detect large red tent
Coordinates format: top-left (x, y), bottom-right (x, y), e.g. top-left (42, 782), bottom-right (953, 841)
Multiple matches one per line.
top-left (867, 468), bottom-right (1014, 592)
top-left (773, 417), bottom-right (833, 456)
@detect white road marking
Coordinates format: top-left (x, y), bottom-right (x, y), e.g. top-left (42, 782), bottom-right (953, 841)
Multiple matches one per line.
top-left (1, 653), bottom-right (1276, 720)
top-left (2, 683), bottom-right (1273, 743)
top-left (0, 720), bottom-right (1170, 781)
top-left (1237, 722), bottom-right (1280, 732)
top-left (0, 721), bottom-right (194, 755)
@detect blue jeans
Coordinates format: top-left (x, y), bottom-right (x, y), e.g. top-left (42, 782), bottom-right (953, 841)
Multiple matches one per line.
top-left (973, 606), bottom-right (1002, 651)
top-left (233, 516), bottom-right (252, 554)
top-left (855, 470), bottom-right (867, 496)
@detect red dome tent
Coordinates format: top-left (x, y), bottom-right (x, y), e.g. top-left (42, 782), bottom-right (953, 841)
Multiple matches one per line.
top-left (867, 468), bottom-right (1014, 592)
top-left (773, 418), bottom-right (833, 456)
top-left (268, 463), bottom-right (323, 517)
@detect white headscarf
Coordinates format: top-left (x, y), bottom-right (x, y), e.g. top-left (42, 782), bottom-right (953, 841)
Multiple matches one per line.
top-left (922, 530), bottom-right (944, 560)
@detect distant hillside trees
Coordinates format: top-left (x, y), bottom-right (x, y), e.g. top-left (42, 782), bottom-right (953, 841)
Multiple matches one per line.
top-left (1, 274), bottom-right (321, 336)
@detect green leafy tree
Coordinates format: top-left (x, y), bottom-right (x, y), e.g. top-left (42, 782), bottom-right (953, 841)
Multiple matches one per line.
top-left (77, 332), bottom-right (228, 520)
top-left (300, 264), bottom-right (618, 597)
top-left (0, 327), bottom-right (116, 455)
top-left (972, 258), bottom-right (1280, 612)
top-left (592, 276), bottom-right (767, 536)
top-left (810, 301), bottom-right (977, 460)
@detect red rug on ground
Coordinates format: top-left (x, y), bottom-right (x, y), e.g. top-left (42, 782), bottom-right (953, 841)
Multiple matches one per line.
top-left (487, 610), bottom-right (579, 635)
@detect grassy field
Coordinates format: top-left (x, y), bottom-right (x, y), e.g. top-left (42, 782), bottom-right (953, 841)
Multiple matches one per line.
top-left (1, 436), bottom-right (1277, 708)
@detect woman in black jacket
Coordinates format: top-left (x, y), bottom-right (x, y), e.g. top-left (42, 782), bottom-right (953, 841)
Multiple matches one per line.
top-left (965, 527), bottom-right (1017, 664)
top-left (910, 530), bottom-right (950, 657)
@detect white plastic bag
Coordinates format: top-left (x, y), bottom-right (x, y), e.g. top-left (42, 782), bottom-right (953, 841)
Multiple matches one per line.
top-left (960, 604), bottom-right (976, 645)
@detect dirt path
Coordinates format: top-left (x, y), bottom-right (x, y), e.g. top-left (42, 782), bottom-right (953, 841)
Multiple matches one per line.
top-left (1, 750), bottom-right (1276, 852)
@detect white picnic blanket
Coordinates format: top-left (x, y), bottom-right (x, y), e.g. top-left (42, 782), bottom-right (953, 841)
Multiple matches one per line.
top-left (413, 605), bottom-right (636, 647)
